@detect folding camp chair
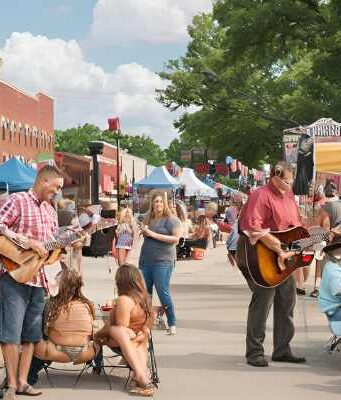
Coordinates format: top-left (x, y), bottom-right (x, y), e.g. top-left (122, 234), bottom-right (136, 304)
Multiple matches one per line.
top-left (101, 333), bottom-right (160, 388)
top-left (41, 347), bottom-right (113, 390)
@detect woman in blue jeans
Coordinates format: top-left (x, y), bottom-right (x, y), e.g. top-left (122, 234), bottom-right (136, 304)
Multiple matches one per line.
top-left (139, 192), bottom-right (182, 335)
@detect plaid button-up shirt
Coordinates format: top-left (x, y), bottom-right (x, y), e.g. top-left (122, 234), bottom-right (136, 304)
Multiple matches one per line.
top-left (0, 190), bottom-right (58, 289)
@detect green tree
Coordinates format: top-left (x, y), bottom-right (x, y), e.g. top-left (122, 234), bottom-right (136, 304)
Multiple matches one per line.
top-left (55, 124), bottom-right (102, 155)
top-left (102, 132), bottom-right (167, 166)
top-left (158, 1), bottom-right (341, 167)
top-left (55, 124), bottom-right (167, 166)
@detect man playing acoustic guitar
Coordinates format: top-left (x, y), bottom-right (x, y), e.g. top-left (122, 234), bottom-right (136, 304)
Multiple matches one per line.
top-left (0, 165), bottom-right (63, 399)
top-left (237, 161), bottom-right (306, 367)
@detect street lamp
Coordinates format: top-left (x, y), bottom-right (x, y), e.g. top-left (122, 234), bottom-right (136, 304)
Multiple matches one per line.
top-left (108, 117), bottom-right (121, 209)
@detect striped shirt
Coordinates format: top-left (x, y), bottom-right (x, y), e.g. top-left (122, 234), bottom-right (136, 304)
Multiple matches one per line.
top-left (0, 190), bottom-right (58, 288)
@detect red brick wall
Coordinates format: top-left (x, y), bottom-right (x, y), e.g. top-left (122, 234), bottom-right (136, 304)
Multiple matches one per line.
top-left (101, 142), bottom-right (118, 160)
top-left (0, 80), bottom-right (54, 163)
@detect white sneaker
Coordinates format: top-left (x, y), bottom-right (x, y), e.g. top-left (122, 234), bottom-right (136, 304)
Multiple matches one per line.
top-left (167, 326), bottom-right (176, 335)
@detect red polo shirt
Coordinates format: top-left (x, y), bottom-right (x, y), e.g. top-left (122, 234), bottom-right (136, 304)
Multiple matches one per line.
top-left (239, 181), bottom-right (302, 243)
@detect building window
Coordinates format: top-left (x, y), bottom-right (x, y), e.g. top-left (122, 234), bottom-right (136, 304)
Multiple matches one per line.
top-left (30, 131), bottom-right (33, 146)
top-left (2, 126), bottom-right (5, 141)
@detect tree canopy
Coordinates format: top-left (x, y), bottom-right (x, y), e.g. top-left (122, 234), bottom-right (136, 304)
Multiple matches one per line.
top-left (55, 124), bottom-right (167, 166)
top-left (158, 0), bottom-right (341, 167)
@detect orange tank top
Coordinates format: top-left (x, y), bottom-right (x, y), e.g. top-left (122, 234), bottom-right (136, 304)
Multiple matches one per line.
top-left (48, 300), bottom-right (93, 341)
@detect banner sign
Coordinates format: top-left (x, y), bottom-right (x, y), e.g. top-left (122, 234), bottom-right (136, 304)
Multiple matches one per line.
top-left (195, 163), bottom-right (209, 175)
top-left (181, 150), bottom-right (192, 162)
top-left (283, 134), bottom-right (300, 164)
top-left (306, 118), bottom-right (341, 138)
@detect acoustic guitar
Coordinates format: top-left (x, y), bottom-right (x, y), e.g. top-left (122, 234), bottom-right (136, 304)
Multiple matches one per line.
top-left (0, 218), bottom-right (116, 284)
top-left (240, 226), bottom-right (329, 288)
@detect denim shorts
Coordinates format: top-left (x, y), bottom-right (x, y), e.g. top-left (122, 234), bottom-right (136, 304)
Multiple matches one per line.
top-left (0, 273), bottom-right (45, 344)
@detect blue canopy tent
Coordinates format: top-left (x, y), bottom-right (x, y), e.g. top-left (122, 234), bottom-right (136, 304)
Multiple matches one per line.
top-left (0, 158), bottom-right (37, 192)
top-left (135, 166), bottom-right (179, 189)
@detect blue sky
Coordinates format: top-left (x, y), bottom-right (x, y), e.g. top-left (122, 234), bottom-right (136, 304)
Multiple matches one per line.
top-left (0, 0), bottom-right (212, 147)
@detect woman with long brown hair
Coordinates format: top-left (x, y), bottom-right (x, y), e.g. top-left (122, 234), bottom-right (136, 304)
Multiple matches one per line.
top-left (138, 191), bottom-right (182, 336)
top-left (95, 263), bottom-right (154, 396)
top-left (33, 268), bottom-right (97, 364)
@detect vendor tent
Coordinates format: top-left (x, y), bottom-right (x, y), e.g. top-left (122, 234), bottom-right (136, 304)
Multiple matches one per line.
top-left (135, 166), bottom-right (179, 189)
top-left (315, 142), bottom-right (341, 174)
top-left (177, 168), bottom-right (217, 198)
top-left (0, 157), bottom-right (37, 192)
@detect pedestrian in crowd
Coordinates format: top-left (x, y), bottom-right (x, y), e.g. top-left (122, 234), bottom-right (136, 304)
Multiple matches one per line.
top-left (95, 263), bottom-right (154, 396)
top-left (115, 207), bottom-right (136, 266)
top-left (175, 201), bottom-right (192, 238)
top-left (0, 165), bottom-right (64, 399)
top-left (138, 192), bottom-right (182, 336)
top-left (237, 161), bottom-right (306, 367)
top-left (175, 201), bottom-right (193, 259)
top-left (224, 201), bottom-right (237, 225)
top-left (310, 180), bottom-right (341, 298)
top-left (188, 215), bottom-right (211, 249)
top-left (56, 198), bottom-right (84, 273)
top-left (226, 200), bottom-right (243, 267)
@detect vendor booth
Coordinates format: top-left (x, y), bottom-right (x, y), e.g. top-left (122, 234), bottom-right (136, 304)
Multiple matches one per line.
top-left (134, 166), bottom-right (180, 212)
top-left (283, 118), bottom-right (341, 221)
top-left (135, 166), bottom-right (179, 190)
top-left (0, 157), bottom-right (37, 192)
top-left (177, 168), bottom-right (217, 198)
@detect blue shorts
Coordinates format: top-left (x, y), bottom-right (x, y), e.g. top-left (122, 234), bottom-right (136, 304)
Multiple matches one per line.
top-left (0, 273), bottom-right (45, 344)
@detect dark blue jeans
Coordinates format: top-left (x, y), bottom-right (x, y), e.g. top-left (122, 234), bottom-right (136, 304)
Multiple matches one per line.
top-left (139, 261), bottom-right (176, 327)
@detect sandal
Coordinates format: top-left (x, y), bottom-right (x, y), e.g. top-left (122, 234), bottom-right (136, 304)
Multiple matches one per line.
top-left (131, 382), bottom-right (154, 397)
top-left (3, 387), bottom-right (16, 400)
top-left (16, 384), bottom-right (42, 397)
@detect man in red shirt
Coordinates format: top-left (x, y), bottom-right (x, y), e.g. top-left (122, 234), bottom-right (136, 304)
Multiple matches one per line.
top-left (0, 166), bottom-right (63, 399)
top-left (237, 161), bottom-right (306, 367)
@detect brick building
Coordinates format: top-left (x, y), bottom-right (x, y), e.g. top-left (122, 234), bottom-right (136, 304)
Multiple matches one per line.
top-left (0, 79), bottom-right (54, 164)
top-left (55, 152), bottom-right (92, 205)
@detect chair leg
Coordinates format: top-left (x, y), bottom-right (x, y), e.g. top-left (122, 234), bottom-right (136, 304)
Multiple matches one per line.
top-left (43, 365), bottom-right (54, 388)
top-left (124, 368), bottom-right (132, 388)
top-left (73, 362), bottom-right (92, 388)
top-left (148, 335), bottom-right (160, 386)
top-left (99, 364), bottom-right (113, 390)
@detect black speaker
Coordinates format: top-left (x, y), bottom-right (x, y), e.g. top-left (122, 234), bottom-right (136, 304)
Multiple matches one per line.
top-left (82, 226), bottom-right (116, 257)
top-left (101, 209), bottom-right (116, 219)
top-left (88, 141), bottom-right (104, 155)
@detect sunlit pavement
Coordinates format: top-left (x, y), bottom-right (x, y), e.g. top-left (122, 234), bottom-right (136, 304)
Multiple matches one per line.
top-left (6, 244), bottom-right (341, 400)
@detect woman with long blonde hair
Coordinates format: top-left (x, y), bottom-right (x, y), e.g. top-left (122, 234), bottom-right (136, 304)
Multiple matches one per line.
top-left (115, 207), bottom-right (135, 266)
top-left (138, 191), bottom-right (182, 335)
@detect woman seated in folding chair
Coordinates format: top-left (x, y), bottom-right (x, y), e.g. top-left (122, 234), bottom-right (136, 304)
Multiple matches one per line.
top-left (34, 268), bottom-right (99, 364)
top-left (95, 263), bottom-right (154, 397)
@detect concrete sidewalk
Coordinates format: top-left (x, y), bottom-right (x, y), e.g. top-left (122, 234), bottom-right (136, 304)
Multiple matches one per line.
top-left (6, 244), bottom-right (341, 399)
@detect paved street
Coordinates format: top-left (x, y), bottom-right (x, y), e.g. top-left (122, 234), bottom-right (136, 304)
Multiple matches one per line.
top-left (4, 244), bottom-right (341, 400)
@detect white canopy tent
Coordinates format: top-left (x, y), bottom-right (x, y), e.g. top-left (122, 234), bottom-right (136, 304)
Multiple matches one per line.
top-left (177, 168), bottom-right (217, 198)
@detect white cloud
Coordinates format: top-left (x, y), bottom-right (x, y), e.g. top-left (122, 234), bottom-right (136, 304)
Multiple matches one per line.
top-left (89, 0), bottom-right (213, 46)
top-left (0, 32), bottom-right (179, 147)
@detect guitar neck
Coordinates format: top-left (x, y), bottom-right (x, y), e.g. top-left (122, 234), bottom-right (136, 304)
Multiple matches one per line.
top-left (43, 220), bottom-right (116, 251)
top-left (44, 232), bottom-right (80, 251)
top-left (291, 232), bottom-right (328, 252)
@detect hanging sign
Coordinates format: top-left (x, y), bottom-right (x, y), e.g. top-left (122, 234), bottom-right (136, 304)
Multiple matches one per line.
top-left (306, 118), bottom-right (341, 139)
